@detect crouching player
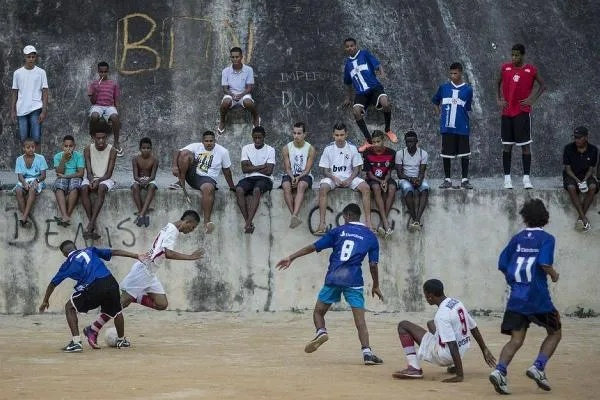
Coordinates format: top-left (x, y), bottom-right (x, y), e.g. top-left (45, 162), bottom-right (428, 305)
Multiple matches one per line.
top-left (393, 279), bottom-right (496, 381)
top-left (39, 240), bottom-right (144, 352)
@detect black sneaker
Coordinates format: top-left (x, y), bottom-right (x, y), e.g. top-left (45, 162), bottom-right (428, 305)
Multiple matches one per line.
top-left (461, 180), bottom-right (473, 189)
top-left (304, 332), bottom-right (328, 353)
top-left (116, 338), bottom-right (131, 348)
top-left (363, 352), bottom-right (383, 365)
top-left (62, 340), bottom-right (83, 353)
top-left (439, 179), bottom-right (453, 189)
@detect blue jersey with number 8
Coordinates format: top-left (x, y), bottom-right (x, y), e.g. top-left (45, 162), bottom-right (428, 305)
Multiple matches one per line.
top-left (498, 228), bottom-right (556, 314)
top-left (314, 222), bottom-right (379, 287)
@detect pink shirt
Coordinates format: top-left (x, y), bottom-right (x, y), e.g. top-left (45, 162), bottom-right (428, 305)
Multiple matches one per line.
top-left (88, 79), bottom-right (120, 106)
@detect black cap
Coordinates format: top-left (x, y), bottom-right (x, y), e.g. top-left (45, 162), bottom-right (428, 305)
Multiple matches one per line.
top-left (574, 126), bottom-right (588, 136)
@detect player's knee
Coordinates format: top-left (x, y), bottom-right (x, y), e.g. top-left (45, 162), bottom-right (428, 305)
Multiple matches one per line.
top-left (397, 320), bottom-right (410, 333)
top-left (352, 108), bottom-right (363, 119)
top-left (154, 301), bottom-right (168, 310)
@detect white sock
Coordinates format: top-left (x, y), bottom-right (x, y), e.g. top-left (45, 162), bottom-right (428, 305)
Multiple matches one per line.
top-left (407, 354), bottom-right (420, 369)
top-left (523, 174), bottom-right (530, 179)
top-left (362, 347), bottom-right (372, 355)
top-left (72, 335), bottom-right (81, 343)
top-left (316, 328), bottom-right (327, 336)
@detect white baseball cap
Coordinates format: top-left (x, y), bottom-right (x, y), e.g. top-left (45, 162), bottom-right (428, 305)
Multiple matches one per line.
top-left (23, 45), bottom-right (37, 55)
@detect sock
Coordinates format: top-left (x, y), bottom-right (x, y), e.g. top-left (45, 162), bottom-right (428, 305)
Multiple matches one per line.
top-left (496, 362), bottom-right (508, 376)
top-left (91, 313), bottom-right (111, 333)
top-left (533, 353), bottom-right (549, 371)
top-left (443, 158), bottom-right (451, 179)
top-left (356, 119), bottom-right (371, 141)
top-left (384, 111), bottom-right (391, 132)
top-left (522, 153), bottom-right (532, 175)
top-left (502, 151), bottom-right (512, 175)
top-left (139, 295), bottom-right (157, 309)
top-left (399, 333), bottom-right (420, 369)
top-left (361, 346), bottom-right (372, 355)
top-left (461, 157), bottom-right (469, 179)
top-left (316, 328), bottom-right (327, 336)
top-left (72, 335), bottom-right (81, 343)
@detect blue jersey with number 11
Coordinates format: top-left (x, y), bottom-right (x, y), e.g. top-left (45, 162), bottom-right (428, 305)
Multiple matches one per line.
top-left (498, 228), bottom-right (556, 314)
top-left (314, 222), bottom-right (379, 287)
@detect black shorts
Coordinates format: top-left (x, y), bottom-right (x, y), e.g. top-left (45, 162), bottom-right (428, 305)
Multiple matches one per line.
top-left (280, 174), bottom-right (313, 188)
top-left (501, 113), bottom-right (532, 146)
top-left (500, 309), bottom-right (561, 335)
top-left (237, 176), bottom-right (273, 195)
top-left (71, 275), bottom-right (122, 318)
top-left (354, 85), bottom-right (386, 110)
top-left (563, 175), bottom-right (599, 193)
top-left (440, 134), bottom-right (471, 158)
top-left (366, 177), bottom-right (397, 189)
top-left (185, 167), bottom-right (217, 190)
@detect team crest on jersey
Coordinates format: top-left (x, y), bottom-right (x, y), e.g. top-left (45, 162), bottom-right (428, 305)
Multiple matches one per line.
top-left (513, 74), bottom-right (520, 82)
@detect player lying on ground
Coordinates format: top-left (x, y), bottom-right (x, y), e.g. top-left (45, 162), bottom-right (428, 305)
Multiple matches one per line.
top-left (393, 278), bottom-right (496, 382)
top-left (39, 240), bottom-right (144, 352)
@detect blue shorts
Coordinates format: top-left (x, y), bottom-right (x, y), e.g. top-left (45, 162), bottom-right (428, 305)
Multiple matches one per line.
top-left (17, 109), bottom-right (42, 143)
top-left (398, 179), bottom-right (430, 196)
top-left (318, 285), bottom-right (364, 309)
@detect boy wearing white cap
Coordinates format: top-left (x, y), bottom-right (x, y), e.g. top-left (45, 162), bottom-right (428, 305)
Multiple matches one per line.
top-left (11, 45), bottom-right (49, 152)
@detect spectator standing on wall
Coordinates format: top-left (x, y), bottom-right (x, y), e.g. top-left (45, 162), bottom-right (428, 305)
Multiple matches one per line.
top-left (11, 45), bottom-right (48, 153)
top-left (88, 62), bottom-right (123, 156)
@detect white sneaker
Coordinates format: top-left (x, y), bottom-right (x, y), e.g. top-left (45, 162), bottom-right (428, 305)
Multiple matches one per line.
top-left (523, 175), bottom-right (533, 189)
top-left (503, 176), bottom-right (513, 189)
top-left (526, 365), bottom-right (551, 391)
top-left (489, 369), bottom-right (511, 395)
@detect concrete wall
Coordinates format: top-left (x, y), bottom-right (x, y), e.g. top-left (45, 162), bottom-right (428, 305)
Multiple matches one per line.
top-left (0, 188), bottom-right (598, 314)
top-left (1, 1), bottom-right (600, 177)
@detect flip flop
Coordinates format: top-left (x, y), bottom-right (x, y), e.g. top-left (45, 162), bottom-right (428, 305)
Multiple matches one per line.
top-left (313, 227), bottom-right (327, 236)
top-left (205, 221), bottom-right (216, 234)
top-left (289, 215), bottom-right (302, 229)
top-left (168, 182), bottom-right (182, 190)
top-left (244, 223), bottom-right (255, 234)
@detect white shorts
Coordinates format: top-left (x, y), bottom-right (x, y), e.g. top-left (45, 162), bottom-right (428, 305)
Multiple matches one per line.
top-left (89, 105), bottom-right (118, 119)
top-left (320, 177), bottom-right (365, 191)
top-left (417, 332), bottom-right (453, 366)
top-left (222, 94), bottom-right (253, 108)
top-left (120, 261), bottom-right (165, 301)
top-left (81, 178), bottom-right (116, 191)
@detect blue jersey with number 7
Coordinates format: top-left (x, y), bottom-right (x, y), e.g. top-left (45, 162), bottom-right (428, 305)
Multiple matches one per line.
top-left (314, 222), bottom-right (379, 287)
top-left (498, 228), bottom-right (556, 314)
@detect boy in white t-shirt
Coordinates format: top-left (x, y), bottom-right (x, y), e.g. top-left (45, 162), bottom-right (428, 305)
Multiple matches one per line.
top-left (81, 210), bottom-right (204, 350)
top-left (235, 126), bottom-right (276, 234)
top-left (393, 279), bottom-right (496, 382)
top-left (171, 130), bottom-right (236, 234)
top-left (315, 123), bottom-right (373, 235)
top-left (396, 131), bottom-right (430, 231)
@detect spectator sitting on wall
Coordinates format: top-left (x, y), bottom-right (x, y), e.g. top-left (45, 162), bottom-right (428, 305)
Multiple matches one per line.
top-left (131, 137), bottom-right (158, 228)
top-left (53, 135), bottom-right (84, 227)
top-left (562, 126), bottom-right (598, 232)
top-left (14, 137), bottom-right (48, 228)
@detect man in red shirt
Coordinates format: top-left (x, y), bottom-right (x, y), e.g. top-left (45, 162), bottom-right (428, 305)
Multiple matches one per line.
top-left (496, 44), bottom-right (545, 189)
top-left (88, 62), bottom-right (123, 156)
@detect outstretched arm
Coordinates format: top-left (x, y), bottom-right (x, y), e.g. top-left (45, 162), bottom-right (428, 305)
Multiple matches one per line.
top-left (276, 244), bottom-right (316, 270)
top-left (111, 249), bottom-right (147, 261)
top-left (443, 341), bottom-right (464, 383)
top-left (471, 326), bottom-right (496, 367)
top-left (165, 248), bottom-right (204, 261)
top-left (39, 283), bottom-right (57, 313)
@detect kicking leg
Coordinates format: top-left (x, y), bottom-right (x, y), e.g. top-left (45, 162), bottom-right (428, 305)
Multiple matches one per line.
top-left (305, 300), bottom-right (331, 353)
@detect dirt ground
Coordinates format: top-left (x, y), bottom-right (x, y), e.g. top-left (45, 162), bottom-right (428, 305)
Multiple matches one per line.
top-left (1, 309), bottom-right (599, 400)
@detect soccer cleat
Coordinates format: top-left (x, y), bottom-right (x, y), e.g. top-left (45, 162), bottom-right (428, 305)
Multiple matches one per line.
top-left (83, 326), bottom-right (100, 349)
top-left (526, 365), bottom-right (551, 391)
top-left (63, 340), bottom-right (83, 353)
top-left (392, 366), bottom-right (423, 379)
top-left (523, 176), bottom-right (533, 189)
top-left (489, 369), bottom-right (511, 395)
top-left (304, 332), bottom-right (328, 353)
top-left (439, 179), bottom-right (453, 189)
top-left (461, 179), bottom-right (473, 189)
top-left (503, 176), bottom-right (513, 189)
top-left (116, 338), bottom-right (131, 349)
top-left (385, 130), bottom-right (398, 143)
top-left (363, 352), bottom-right (383, 365)
top-left (358, 141), bottom-right (373, 153)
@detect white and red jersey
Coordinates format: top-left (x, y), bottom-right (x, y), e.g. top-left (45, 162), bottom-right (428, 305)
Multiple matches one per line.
top-left (500, 62), bottom-right (538, 117)
top-left (143, 223), bottom-right (179, 273)
top-left (434, 297), bottom-right (477, 357)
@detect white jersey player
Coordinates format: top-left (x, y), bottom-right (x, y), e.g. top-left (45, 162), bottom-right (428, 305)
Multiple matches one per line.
top-left (393, 279), bottom-right (496, 382)
top-left (119, 210), bottom-right (204, 310)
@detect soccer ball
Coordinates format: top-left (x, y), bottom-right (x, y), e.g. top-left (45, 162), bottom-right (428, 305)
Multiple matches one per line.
top-left (104, 327), bottom-right (118, 347)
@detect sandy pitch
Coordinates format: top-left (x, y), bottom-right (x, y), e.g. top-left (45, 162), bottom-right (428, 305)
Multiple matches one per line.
top-left (1, 309), bottom-right (599, 399)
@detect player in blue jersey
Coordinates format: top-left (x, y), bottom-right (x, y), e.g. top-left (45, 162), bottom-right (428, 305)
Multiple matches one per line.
top-left (276, 203), bottom-right (384, 365)
top-left (489, 199), bottom-right (561, 395)
top-left (432, 62), bottom-right (474, 189)
top-left (39, 240), bottom-right (144, 352)
top-left (342, 38), bottom-right (397, 152)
